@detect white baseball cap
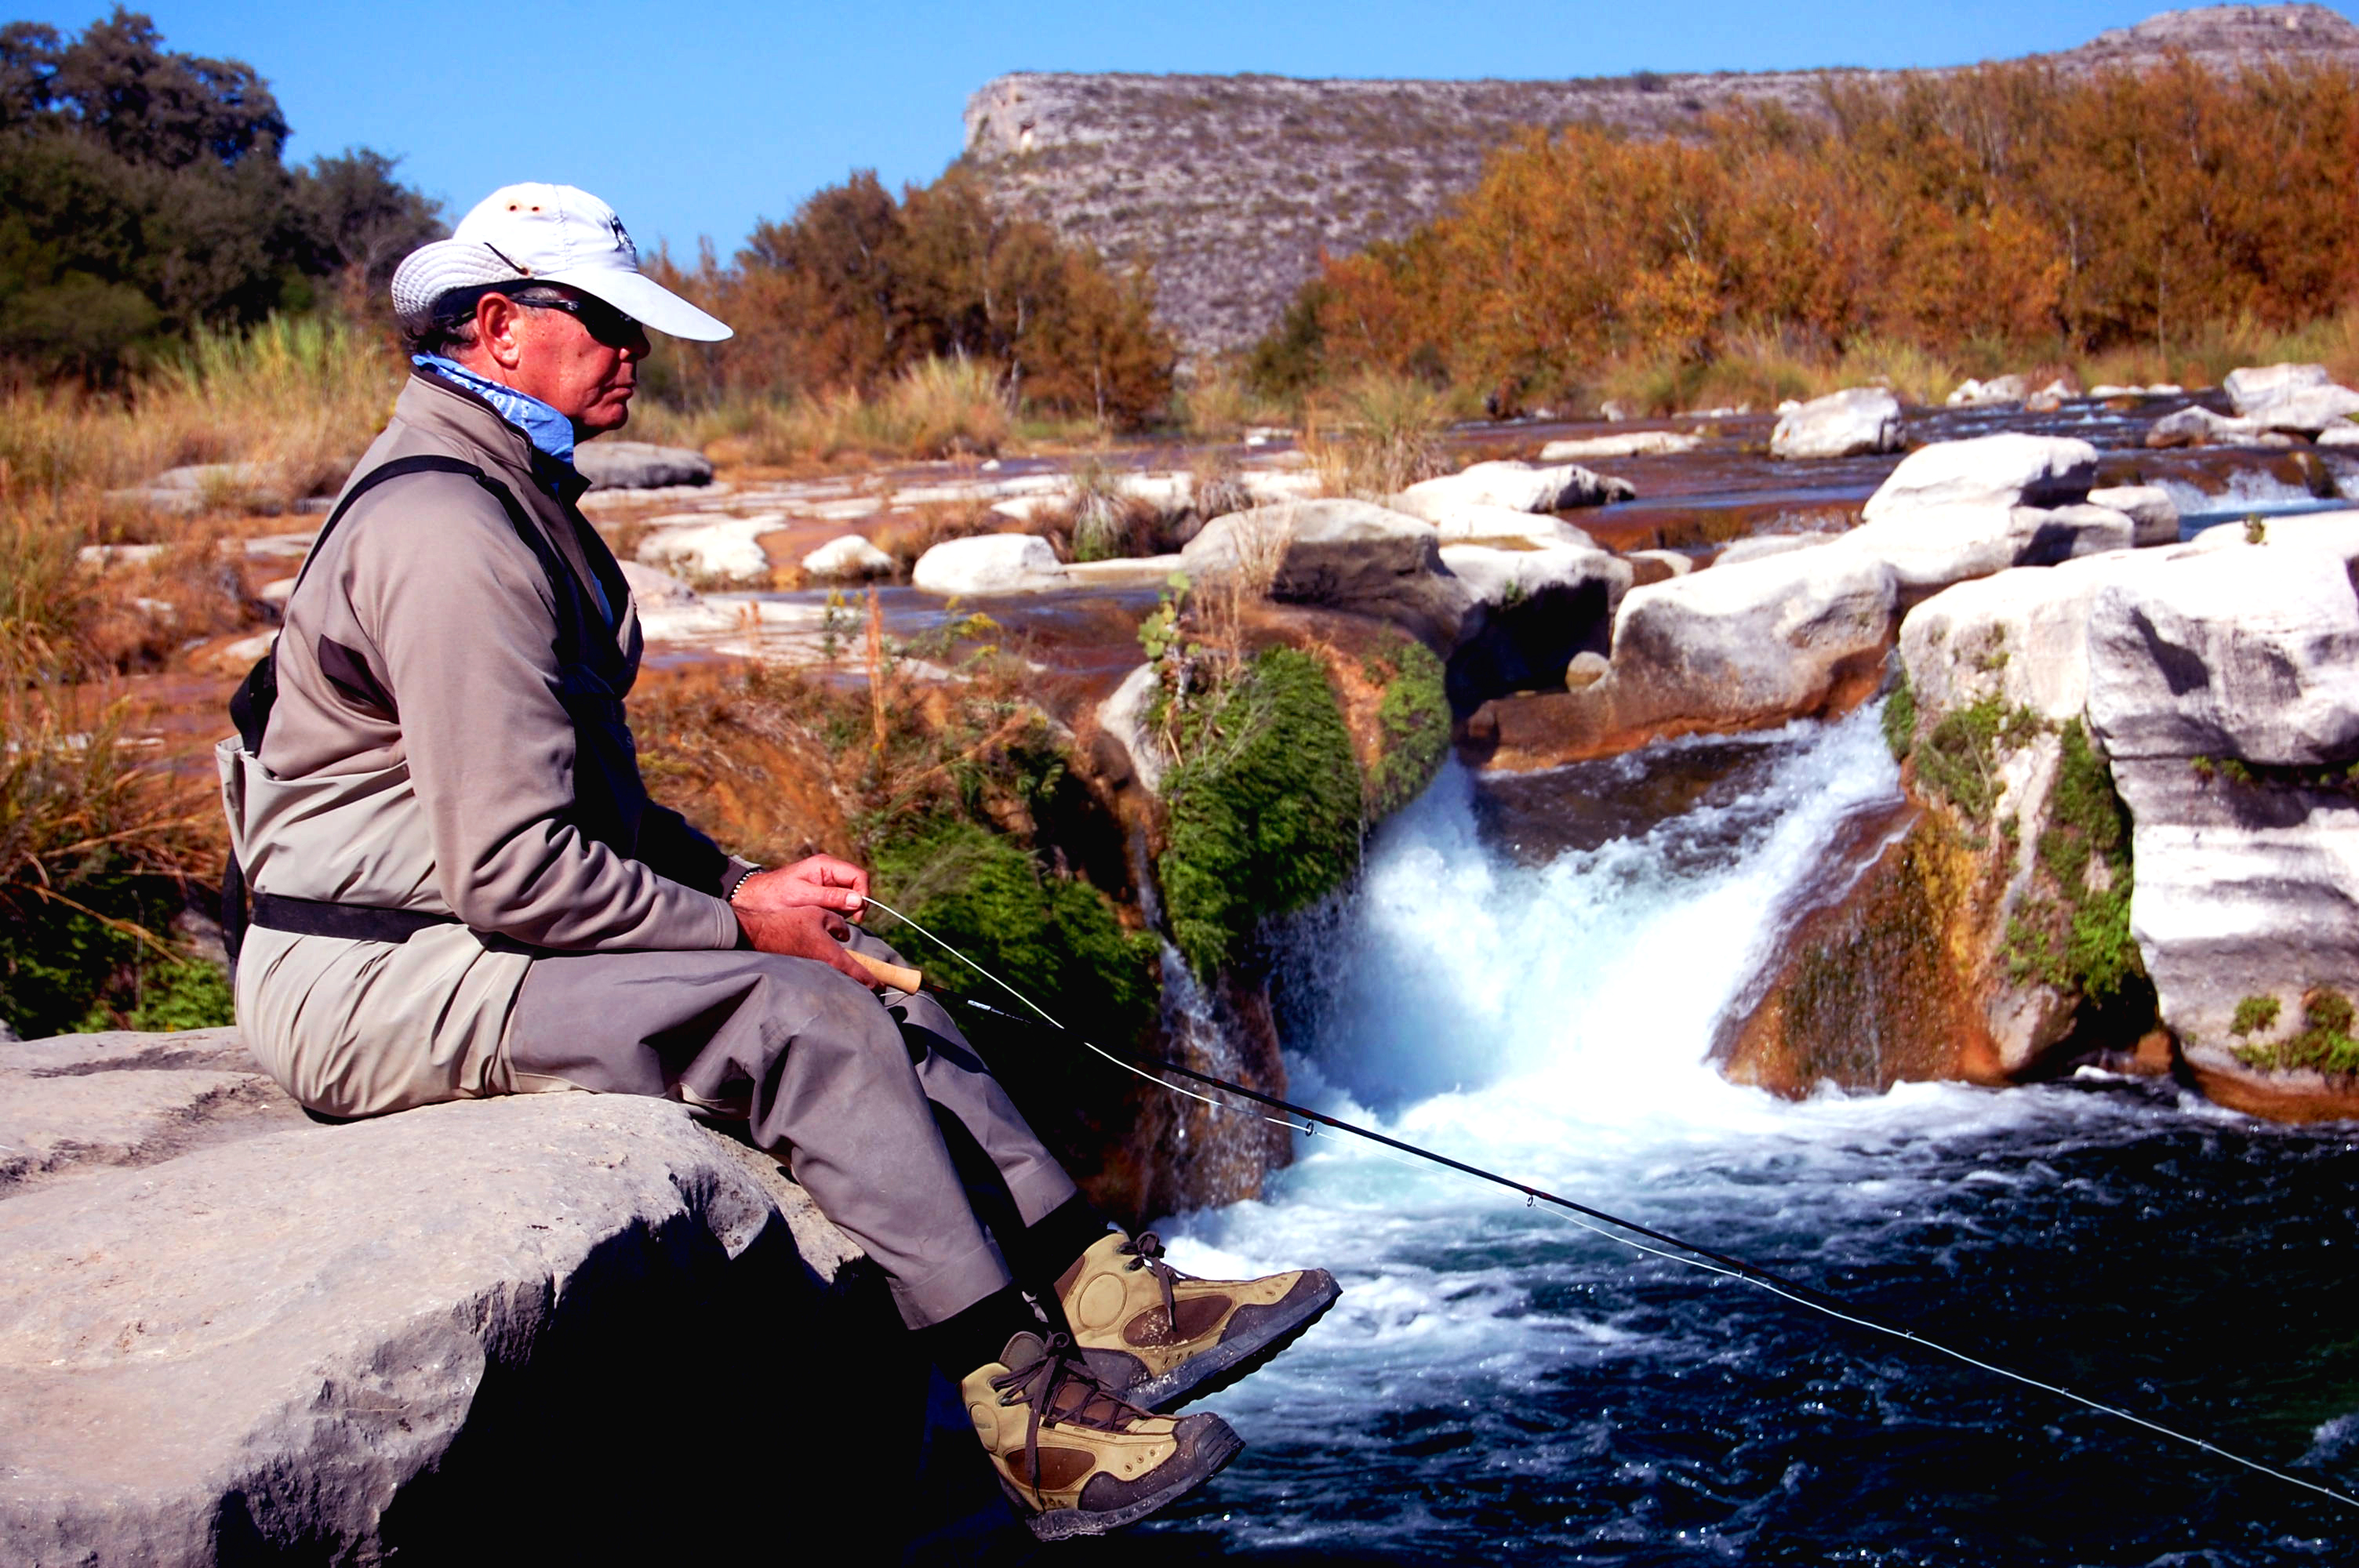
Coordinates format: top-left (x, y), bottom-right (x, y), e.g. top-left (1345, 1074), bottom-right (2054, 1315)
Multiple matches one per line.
top-left (389, 182), bottom-right (732, 342)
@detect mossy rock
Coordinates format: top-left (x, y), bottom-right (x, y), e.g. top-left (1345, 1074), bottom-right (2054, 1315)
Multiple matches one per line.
top-left (871, 817), bottom-right (1158, 1038)
top-left (1158, 647), bottom-right (1365, 978)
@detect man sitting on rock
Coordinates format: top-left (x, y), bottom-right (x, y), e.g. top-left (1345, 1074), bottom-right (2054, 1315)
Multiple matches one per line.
top-left (217, 182), bottom-right (1337, 1541)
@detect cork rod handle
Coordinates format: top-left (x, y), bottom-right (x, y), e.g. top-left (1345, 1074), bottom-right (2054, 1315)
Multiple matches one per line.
top-left (849, 949), bottom-right (923, 993)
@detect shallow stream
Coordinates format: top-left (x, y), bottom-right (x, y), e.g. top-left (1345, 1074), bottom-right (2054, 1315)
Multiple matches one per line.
top-left (1118, 704), bottom-right (2359, 1565)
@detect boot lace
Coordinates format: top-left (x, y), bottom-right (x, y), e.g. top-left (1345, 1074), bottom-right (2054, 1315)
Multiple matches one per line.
top-left (1120, 1231), bottom-right (1189, 1340)
top-left (990, 1332), bottom-right (1156, 1504)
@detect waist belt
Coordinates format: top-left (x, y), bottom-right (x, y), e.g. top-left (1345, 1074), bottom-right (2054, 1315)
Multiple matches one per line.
top-left (249, 893), bottom-right (462, 944)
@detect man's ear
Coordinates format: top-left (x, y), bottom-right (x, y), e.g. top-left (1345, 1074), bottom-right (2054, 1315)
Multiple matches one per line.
top-left (474, 293), bottom-right (529, 372)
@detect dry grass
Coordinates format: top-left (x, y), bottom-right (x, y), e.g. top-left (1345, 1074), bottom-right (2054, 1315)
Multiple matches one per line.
top-left (1302, 371), bottom-right (1455, 499)
top-left (0, 314), bottom-right (400, 507)
top-left (1173, 360), bottom-right (1293, 438)
top-left (635, 356), bottom-right (1015, 466)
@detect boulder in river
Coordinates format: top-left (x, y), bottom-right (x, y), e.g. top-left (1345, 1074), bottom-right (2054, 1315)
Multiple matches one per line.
top-left (1840, 501), bottom-right (2134, 601)
top-left (635, 515), bottom-right (782, 587)
top-left (1538, 431), bottom-right (1701, 462)
top-left (1944, 374), bottom-right (2029, 408)
top-left (1859, 434), bottom-right (2098, 521)
top-left (1395, 459), bottom-right (1633, 516)
top-left (2084, 542), bottom-right (2359, 1116)
top-left (911, 532), bottom-right (1067, 595)
top-left (572, 440), bottom-right (714, 490)
top-left (1181, 499), bottom-right (1470, 645)
top-left (1463, 547), bottom-right (1899, 768)
top-left (1399, 496), bottom-right (1598, 547)
top-left (1440, 543), bottom-right (1631, 709)
top-left (801, 533), bottom-right (896, 580)
top-left (2086, 484), bottom-right (2179, 547)
top-left (2143, 403), bottom-right (2289, 449)
top-left (1768, 387), bottom-right (1903, 460)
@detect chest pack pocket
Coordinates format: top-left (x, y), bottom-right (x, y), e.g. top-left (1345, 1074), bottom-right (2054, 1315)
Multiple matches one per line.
top-left (224, 453), bottom-right (624, 966)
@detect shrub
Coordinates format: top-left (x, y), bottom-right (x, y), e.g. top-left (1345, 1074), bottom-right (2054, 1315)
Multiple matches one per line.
top-left (872, 817), bottom-right (1157, 1040)
top-left (1365, 641), bottom-right (1449, 818)
top-left (1158, 648), bottom-right (1364, 977)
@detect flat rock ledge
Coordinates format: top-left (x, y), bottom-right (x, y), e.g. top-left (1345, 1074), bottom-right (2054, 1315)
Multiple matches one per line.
top-left (0, 1029), bottom-right (1007, 1564)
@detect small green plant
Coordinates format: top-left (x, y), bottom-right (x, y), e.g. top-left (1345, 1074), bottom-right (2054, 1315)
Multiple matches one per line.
top-left (1914, 697), bottom-right (2044, 822)
top-left (2234, 988), bottom-right (2359, 1076)
top-left (2244, 516), bottom-right (2267, 544)
top-left (2230, 994), bottom-right (2282, 1037)
top-left (1881, 675), bottom-right (1917, 763)
top-left (1136, 573), bottom-right (1189, 662)
top-left (2220, 758), bottom-right (2255, 786)
top-left (2190, 755), bottom-right (2216, 780)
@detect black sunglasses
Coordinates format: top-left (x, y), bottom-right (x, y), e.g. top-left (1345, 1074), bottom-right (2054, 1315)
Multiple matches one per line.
top-left (507, 291), bottom-right (642, 347)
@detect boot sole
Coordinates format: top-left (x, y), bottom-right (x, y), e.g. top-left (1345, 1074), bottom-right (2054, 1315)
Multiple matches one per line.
top-left (1009, 1421), bottom-right (1245, 1541)
top-left (1131, 1272), bottom-right (1343, 1412)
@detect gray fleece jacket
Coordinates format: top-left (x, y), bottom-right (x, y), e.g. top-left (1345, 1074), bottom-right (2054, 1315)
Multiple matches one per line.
top-left (220, 372), bottom-right (751, 1116)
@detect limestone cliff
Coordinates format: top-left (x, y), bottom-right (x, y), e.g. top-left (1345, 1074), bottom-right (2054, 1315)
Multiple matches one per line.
top-left (963, 6), bottom-right (2359, 358)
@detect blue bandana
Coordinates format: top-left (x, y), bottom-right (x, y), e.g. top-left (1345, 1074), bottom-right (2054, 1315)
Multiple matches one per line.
top-left (414, 354), bottom-right (577, 467)
top-left (413, 353), bottom-right (616, 633)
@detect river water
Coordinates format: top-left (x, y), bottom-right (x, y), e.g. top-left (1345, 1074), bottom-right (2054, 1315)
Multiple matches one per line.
top-left (1116, 702), bottom-right (2359, 1565)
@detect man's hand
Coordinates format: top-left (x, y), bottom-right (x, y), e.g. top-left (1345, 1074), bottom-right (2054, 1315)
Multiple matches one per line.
top-left (732, 855), bottom-right (869, 922)
top-left (733, 902), bottom-right (878, 985)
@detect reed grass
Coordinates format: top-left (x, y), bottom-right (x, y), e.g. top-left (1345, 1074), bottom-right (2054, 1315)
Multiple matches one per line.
top-left (1302, 371), bottom-right (1456, 499)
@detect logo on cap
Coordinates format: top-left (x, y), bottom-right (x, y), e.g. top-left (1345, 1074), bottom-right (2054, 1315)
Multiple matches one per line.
top-left (608, 215), bottom-right (634, 260)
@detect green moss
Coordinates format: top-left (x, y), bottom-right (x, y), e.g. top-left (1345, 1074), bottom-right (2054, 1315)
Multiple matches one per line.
top-left (2234, 989), bottom-right (2359, 1076)
top-left (1158, 648), bottom-right (1364, 978)
top-left (2230, 994), bottom-right (2283, 1037)
top-left (1365, 640), bottom-right (1448, 819)
top-left (873, 817), bottom-right (1158, 1038)
top-left (1881, 675), bottom-right (1917, 763)
top-left (2008, 722), bottom-right (2145, 1006)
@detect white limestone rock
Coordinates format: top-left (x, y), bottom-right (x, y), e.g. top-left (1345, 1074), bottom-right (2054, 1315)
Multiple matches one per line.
top-left (801, 534), bottom-right (896, 580)
top-left (1396, 459), bottom-right (1633, 516)
top-left (1945, 374), bottom-right (2029, 408)
top-left (2223, 362), bottom-right (2332, 416)
top-left (1899, 554), bottom-right (2134, 725)
top-left (1768, 387), bottom-right (1903, 460)
top-left (2087, 543), bottom-right (2359, 765)
top-left (1714, 532), bottom-right (1839, 567)
top-left (1860, 434), bottom-right (2099, 521)
top-left (1606, 548), bottom-right (1900, 720)
top-left (1439, 543), bottom-right (1634, 617)
top-left (572, 441), bottom-right (714, 491)
top-left (910, 532), bottom-right (1067, 596)
top-left (1840, 502), bottom-right (2134, 599)
top-left (1538, 431), bottom-right (1701, 461)
top-left (2142, 404), bottom-right (2289, 448)
top-left (1397, 495), bottom-right (1598, 546)
top-left (635, 516), bottom-right (782, 587)
top-left (616, 558), bottom-right (702, 609)
top-left (2086, 484), bottom-right (2179, 547)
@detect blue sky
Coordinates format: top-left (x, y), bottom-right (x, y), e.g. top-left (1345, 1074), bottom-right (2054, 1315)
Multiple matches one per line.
top-left (18, 2), bottom-right (2354, 257)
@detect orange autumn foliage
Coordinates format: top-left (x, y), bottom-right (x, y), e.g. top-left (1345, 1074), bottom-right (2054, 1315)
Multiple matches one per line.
top-left (1293, 58), bottom-right (2359, 405)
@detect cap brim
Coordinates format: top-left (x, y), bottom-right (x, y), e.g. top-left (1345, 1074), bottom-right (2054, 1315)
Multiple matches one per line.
top-left (540, 263), bottom-right (733, 342)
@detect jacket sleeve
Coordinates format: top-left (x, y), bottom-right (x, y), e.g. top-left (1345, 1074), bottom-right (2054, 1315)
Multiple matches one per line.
top-left (633, 803), bottom-right (760, 898)
top-left (343, 476), bottom-right (741, 952)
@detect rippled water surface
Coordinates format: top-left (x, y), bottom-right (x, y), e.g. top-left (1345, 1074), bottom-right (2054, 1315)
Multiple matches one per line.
top-left (1100, 707), bottom-right (2359, 1566)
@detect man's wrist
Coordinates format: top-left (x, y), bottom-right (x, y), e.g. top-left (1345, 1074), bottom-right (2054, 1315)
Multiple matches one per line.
top-left (725, 864), bottom-right (762, 905)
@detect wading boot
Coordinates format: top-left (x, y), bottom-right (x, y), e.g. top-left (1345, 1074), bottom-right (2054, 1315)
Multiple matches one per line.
top-left (964, 1331), bottom-right (1243, 1541)
top-left (1056, 1232), bottom-right (1340, 1410)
